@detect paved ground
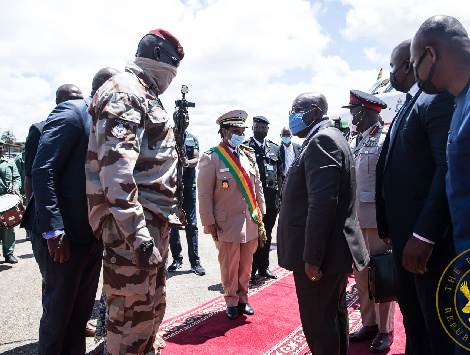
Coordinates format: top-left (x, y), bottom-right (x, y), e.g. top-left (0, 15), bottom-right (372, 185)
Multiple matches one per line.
top-left (0, 219), bottom-right (279, 354)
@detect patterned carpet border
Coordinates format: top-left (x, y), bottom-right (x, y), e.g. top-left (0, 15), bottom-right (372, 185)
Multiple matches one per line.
top-left (158, 267), bottom-right (293, 340)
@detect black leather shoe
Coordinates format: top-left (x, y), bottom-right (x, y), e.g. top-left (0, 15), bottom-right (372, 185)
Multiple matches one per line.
top-left (259, 268), bottom-right (277, 279)
top-left (250, 274), bottom-right (257, 285)
top-left (370, 331), bottom-right (393, 353)
top-left (349, 325), bottom-right (378, 343)
top-left (226, 306), bottom-right (238, 320)
top-left (238, 302), bottom-right (254, 315)
top-left (5, 255), bottom-right (18, 264)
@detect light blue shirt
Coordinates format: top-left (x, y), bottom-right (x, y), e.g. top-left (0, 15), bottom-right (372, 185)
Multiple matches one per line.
top-left (446, 79), bottom-right (470, 255)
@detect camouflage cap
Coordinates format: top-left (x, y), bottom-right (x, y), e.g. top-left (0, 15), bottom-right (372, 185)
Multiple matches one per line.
top-left (216, 110), bottom-right (248, 128)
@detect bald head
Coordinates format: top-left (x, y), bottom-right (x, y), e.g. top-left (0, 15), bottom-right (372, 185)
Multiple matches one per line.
top-left (91, 67), bottom-right (119, 96)
top-left (292, 92), bottom-right (328, 114)
top-left (390, 39), bottom-right (415, 93)
top-left (391, 39), bottom-right (411, 62)
top-left (414, 16), bottom-right (467, 47)
top-left (411, 15), bottom-right (470, 96)
top-left (290, 92), bottom-right (328, 138)
top-left (56, 84), bottom-right (83, 105)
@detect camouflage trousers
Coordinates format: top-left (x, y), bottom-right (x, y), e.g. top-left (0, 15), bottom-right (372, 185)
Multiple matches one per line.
top-left (101, 211), bottom-right (169, 355)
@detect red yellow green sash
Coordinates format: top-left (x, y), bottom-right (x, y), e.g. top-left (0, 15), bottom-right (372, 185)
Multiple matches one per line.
top-left (212, 143), bottom-right (264, 229)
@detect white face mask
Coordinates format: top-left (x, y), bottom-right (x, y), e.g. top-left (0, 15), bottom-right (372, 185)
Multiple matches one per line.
top-left (228, 132), bottom-right (245, 147)
top-left (134, 57), bottom-right (177, 94)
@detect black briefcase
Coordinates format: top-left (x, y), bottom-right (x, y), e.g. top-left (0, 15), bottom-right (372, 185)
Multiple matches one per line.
top-left (368, 251), bottom-right (397, 303)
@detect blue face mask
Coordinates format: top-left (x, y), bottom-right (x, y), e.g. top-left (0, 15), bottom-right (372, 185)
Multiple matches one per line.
top-left (289, 113), bottom-right (308, 135)
top-left (228, 132), bottom-right (244, 147)
top-left (281, 136), bottom-right (291, 144)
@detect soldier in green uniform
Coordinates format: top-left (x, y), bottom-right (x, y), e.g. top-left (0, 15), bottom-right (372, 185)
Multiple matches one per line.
top-left (0, 140), bottom-right (21, 263)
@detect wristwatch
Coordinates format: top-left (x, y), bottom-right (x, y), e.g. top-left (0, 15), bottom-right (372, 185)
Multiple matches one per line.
top-left (138, 240), bottom-right (154, 252)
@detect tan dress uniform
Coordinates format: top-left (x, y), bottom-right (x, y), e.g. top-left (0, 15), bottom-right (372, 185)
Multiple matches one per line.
top-left (351, 121), bottom-right (395, 334)
top-left (198, 113), bottom-right (265, 308)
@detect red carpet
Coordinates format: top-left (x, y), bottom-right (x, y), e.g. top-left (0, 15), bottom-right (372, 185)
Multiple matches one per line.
top-left (158, 268), bottom-right (405, 354)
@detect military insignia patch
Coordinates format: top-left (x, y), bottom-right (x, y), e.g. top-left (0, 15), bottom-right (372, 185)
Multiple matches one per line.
top-left (111, 120), bottom-right (127, 139)
top-left (149, 98), bottom-right (162, 109)
top-left (364, 139), bottom-right (378, 147)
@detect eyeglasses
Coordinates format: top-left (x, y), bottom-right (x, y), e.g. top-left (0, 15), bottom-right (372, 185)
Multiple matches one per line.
top-left (289, 105), bottom-right (321, 115)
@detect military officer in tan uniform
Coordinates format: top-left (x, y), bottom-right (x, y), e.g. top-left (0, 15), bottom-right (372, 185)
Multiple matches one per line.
top-left (85, 29), bottom-right (184, 355)
top-left (198, 110), bottom-right (265, 320)
top-left (343, 90), bottom-right (396, 353)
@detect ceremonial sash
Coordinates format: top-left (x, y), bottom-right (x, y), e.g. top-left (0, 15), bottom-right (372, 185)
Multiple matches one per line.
top-left (212, 143), bottom-right (264, 228)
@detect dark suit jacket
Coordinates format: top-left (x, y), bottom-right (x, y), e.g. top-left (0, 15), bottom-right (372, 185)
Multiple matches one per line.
top-left (277, 122), bottom-right (369, 274)
top-left (21, 120), bottom-right (46, 233)
top-left (279, 142), bottom-right (301, 177)
top-left (244, 137), bottom-right (281, 209)
top-left (32, 98), bottom-right (95, 244)
top-left (376, 90), bottom-right (455, 253)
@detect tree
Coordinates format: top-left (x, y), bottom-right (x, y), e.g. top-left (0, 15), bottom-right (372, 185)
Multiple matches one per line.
top-left (1, 130), bottom-right (16, 144)
top-left (1, 130), bottom-right (16, 157)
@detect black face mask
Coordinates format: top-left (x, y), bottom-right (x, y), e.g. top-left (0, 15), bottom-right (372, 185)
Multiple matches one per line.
top-left (253, 131), bottom-right (267, 142)
top-left (413, 50), bottom-right (443, 95)
top-left (390, 60), bottom-right (409, 93)
top-left (390, 71), bottom-right (407, 93)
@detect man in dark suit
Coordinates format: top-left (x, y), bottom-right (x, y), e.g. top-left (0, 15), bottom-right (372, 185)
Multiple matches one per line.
top-left (31, 68), bottom-right (117, 355)
top-left (376, 39), bottom-right (456, 354)
top-left (244, 116), bottom-right (282, 282)
top-left (278, 126), bottom-right (300, 181)
top-left (277, 92), bottom-right (369, 355)
top-left (22, 84), bottom-right (84, 243)
top-left (410, 16), bottom-right (470, 258)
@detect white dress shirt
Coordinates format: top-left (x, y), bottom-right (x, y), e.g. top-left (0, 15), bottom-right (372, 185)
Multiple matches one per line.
top-left (283, 143), bottom-right (295, 176)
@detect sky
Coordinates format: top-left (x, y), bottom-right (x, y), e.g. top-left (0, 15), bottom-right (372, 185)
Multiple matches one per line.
top-left (1, 0), bottom-right (469, 151)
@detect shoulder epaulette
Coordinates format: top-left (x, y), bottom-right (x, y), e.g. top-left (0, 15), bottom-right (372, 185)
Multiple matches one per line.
top-left (266, 139), bottom-right (279, 147)
top-left (239, 144), bottom-right (254, 152)
top-left (369, 124), bottom-right (380, 136)
top-left (204, 147), bottom-right (215, 155)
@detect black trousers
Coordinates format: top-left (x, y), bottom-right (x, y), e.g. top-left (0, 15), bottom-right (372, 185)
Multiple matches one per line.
top-left (252, 208), bottom-right (278, 274)
top-left (31, 232), bottom-right (103, 355)
top-left (293, 271), bottom-right (348, 355)
top-left (392, 239), bottom-right (455, 355)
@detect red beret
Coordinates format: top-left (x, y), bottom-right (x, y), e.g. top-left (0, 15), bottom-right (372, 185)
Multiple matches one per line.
top-left (149, 29), bottom-right (184, 60)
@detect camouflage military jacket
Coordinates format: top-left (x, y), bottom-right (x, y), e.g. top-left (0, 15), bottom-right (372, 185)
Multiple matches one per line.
top-left (86, 63), bottom-right (178, 250)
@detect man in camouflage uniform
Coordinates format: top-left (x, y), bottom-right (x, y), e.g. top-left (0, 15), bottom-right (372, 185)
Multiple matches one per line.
top-left (0, 140), bottom-right (21, 263)
top-left (86, 29), bottom-right (184, 355)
